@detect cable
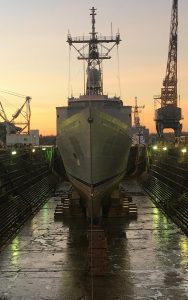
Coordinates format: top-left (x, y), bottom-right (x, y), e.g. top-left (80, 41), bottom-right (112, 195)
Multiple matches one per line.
top-left (0, 88), bottom-right (26, 98)
top-left (90, 195), bottom-right (94, 300)
top-left (68, 46), bottom-right (71, 98)
top-left (83, 38), bottom-right (86, 95)
top-left (116, 45), bottom-right (122, 98)
top-left (88, 89), bottom-right (94, 300)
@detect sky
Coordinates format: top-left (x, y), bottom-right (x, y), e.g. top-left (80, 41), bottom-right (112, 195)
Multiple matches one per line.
top-left (0, 0), bottom-right (187, 135)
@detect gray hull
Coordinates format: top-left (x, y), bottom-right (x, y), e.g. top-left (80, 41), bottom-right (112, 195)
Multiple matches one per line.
top-left (57, 105), bottom-right (131, 218)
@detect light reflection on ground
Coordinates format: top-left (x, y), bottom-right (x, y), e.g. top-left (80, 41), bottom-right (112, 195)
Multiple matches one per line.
top-left (0, 182), bottom-right (187, 299)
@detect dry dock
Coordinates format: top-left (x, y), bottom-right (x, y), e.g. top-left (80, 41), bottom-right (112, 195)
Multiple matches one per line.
top-left (0, 179), bottom-right (187, 300)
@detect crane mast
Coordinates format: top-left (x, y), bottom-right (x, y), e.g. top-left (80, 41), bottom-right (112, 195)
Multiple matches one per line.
top-left (154, 0), bottom-right (182, 138)
top-left (162, 0), bottom-right (178, 106)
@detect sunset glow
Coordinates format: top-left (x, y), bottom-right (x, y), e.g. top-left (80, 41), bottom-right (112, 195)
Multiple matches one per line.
top-left (0, 0), bottom-right (187, 135)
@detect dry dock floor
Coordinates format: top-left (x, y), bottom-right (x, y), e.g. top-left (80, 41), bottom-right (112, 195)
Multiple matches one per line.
top-left (0, 180), bottom-right (188, 300)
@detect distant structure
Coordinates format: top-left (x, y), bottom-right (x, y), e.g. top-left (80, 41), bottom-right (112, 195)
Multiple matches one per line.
top-left (154, 0), bottom-right (182, 138)
top-left (6, 129), bottom-right (39, 146)
top-left (132, 97), bottom-right (149, 145)
top-left (133, 96), bottom-right (145, 127)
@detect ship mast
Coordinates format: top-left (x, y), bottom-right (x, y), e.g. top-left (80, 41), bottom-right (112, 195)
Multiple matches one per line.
top-left (67, 7), bottom-right (121, 95)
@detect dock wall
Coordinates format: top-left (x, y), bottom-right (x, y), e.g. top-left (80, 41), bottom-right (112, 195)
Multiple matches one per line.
top-left (0, 147), bottom-right (59, 247)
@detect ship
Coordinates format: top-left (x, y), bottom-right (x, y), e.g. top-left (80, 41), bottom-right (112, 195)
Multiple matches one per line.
top-left (56, 7), bottom-right (132, 222)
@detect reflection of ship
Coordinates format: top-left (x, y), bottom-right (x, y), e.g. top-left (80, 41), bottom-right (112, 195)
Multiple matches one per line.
top-left (56, 7), bottom-right (132, 220)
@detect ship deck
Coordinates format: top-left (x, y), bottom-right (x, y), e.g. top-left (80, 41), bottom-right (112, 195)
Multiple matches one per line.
top-left (0, 179), bottom-right (187, 299)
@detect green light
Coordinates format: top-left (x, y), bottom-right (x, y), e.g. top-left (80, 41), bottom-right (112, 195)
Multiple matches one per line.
top-left (163, 146), bottom-right (167, 151)
top-left (181, 148), bottom-right (187, 153)
top-left (152, 207), bottom-right (160, 224)
top-left (46, 148), bottom-right (53, 162)
top-left (42, 147), bottom-right (46, 151)
top-left (11, 150), bottom-right (17, 155)
top-left (152, 145), bottom-right (158, 150)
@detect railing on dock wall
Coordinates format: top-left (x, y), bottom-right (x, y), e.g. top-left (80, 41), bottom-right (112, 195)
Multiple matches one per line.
top-left (142, 144), bottom-right (188, 235)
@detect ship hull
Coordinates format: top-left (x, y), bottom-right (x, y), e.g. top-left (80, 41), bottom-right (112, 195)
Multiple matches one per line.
top-left (57, 106), bottom-right (131, 218)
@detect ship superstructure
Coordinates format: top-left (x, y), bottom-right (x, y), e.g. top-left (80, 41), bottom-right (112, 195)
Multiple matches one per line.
top-left (56, 7), bottom-right (132, 221)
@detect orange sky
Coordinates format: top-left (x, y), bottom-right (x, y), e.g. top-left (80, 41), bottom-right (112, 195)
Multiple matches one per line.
top-left (0, 0), bottom-right (187, 135)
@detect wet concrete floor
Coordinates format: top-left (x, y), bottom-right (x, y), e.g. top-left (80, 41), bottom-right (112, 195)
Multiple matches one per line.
top-left (0, 180), bottom-right (188, 300)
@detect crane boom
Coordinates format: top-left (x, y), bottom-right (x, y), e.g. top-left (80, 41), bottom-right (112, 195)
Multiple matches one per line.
top-left (162, 0), bottom-right (178, 106)
top-left (0, 101), bottom-right (8, 121)
top-left (0, 93), bottom-right (31, 134)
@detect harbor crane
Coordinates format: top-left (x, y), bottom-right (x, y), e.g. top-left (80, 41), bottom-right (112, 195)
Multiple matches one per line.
top-left (0, 90), bottom-right (31, 134)
top-left (154, 0), bottom-right (182, 138)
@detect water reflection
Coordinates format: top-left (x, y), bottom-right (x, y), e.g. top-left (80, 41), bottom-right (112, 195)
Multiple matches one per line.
top-left (31, 218), bottom-right (38, 235)
top-left (59, 218), bottom-right (134, 299)
top-left (152, 205), bottom-right (188, 298)
top-left (152, 206), bottom-right (170, 239)
top-left (152, 205), bottom-right (188, 269)
top-left (11, 236), bottom-right (20, 266)
top-left (42, 203), bottom-right (49, 224)
top-left (179, 235), bottom-right (188, 267)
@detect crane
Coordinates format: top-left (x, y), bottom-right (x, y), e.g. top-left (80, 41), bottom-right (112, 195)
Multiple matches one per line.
top-left (10, 96), bottom-right (31, 133)
top-left (154, 0), bottom-right (182, 139)
top-left (0, 90), bottom-right (31, 134)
